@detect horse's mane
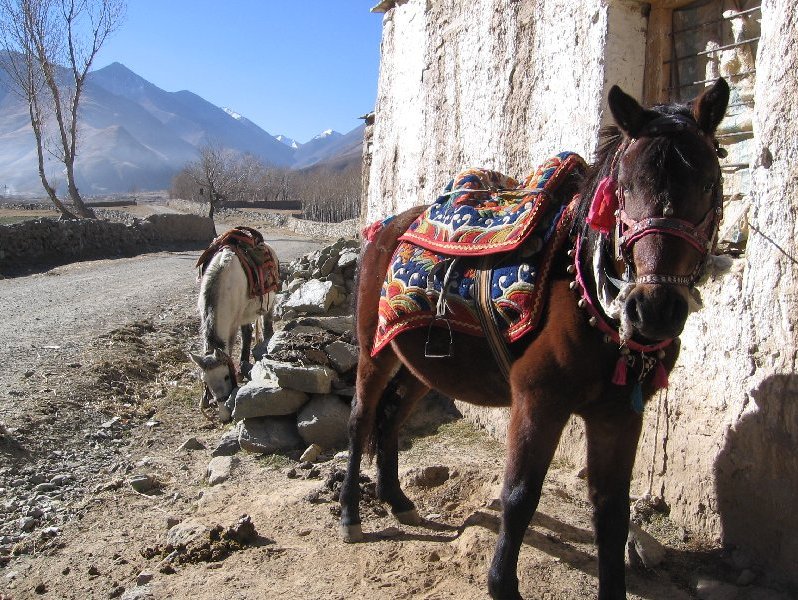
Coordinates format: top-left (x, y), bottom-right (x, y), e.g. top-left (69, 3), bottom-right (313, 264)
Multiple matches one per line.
top-left (573, 102), bottom-right (703, 233)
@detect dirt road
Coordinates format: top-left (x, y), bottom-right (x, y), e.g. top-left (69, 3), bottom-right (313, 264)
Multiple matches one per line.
top-left (0, 230), bottom-right (734, 600)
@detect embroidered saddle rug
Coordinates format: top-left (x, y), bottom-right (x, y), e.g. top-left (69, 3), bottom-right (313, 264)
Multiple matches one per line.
top-left (372, 152), bottom-right (586, 356)
top-left (196, 226), bottom-right (279, 298)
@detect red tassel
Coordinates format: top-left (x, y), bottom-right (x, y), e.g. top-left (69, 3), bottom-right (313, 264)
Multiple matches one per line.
top-left (652, 361), bottom-right (669, 389)
top-left (611, 356), bottom-right (628, 386)
top-left (586, 177), bottom-right (618, 234)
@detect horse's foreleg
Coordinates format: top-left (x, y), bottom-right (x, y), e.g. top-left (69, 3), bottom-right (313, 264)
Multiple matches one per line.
top-left (340, 352), bottom-right (400, 542)
top-left (374, 369), bottom-right (429, 523)
top-left (488, 398), bottom-right (569, 600)
top-left (239, 324), bottom-right (253, 379)
top-left (584, 406), bottom-right (643, 600)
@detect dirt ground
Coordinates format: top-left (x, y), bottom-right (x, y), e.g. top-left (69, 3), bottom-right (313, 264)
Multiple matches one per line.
top-left (0, 214), bottom-right (739, 600)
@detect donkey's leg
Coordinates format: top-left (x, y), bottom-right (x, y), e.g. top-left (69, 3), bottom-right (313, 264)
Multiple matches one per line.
top-left (340, 351), bottom-right (400, 542)
top-left (584, 407), bottom-right (643, 600)
top-left (239, 324), bottom-right (254, 379)
top-left (488, 398), bottom-right (569, 600)
top-left (374, 369), bottom-right (430, 523)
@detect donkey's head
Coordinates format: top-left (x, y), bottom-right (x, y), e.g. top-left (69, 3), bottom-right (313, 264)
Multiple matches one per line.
top-left (598, 78), bottom-right (729, 341)
top-left (189, 348), bottom-right (236, 402)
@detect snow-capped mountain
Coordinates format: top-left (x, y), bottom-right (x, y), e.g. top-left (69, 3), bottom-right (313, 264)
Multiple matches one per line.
top-left (275, 134), bottom-right (301, 150)
top-left (293, 126), bottom-right (363, 169)
top-left (0, 59), bottom-right (364, 194)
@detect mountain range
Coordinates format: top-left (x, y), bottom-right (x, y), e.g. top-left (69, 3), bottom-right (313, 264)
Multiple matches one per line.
top-left (0, 59), bottom-right (365, 195)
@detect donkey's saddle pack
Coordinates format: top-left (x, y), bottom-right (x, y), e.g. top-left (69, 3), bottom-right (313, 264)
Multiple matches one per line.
top-left (196, 226), bottom-right (279, 298)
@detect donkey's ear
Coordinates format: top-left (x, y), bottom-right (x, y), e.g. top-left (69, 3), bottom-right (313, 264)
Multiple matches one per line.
top-left (691, 77), bottom-right (730, 134)
top-left (188, 352), bottom-right (205, 368)
top-left (212, 348), bottom-right (226, 362)
top-left (608, 85), bottom-right (658, 138)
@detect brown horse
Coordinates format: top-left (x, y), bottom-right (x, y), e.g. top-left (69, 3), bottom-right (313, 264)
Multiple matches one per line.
top-left (341, 78), bottom-right (729, 600)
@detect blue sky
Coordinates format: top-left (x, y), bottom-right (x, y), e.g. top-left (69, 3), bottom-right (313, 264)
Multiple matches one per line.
top-left (94, 1), bottom-right (383, 143)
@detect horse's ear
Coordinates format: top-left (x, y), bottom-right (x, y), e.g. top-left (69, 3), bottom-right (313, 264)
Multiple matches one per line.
top-left (691, 77), bottom-right (730, 134)
top-left (608, 85), bottom-right (657, 138)
top-left (188, 352), bottom-right (205, 368)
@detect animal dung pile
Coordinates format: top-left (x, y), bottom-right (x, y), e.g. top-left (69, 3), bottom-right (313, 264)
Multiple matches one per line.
top-left (212, 239), bottom-right (361, 459)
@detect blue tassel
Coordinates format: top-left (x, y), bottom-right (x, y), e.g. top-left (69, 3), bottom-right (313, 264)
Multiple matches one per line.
top-left (631, 382), bottom-right (644, 414)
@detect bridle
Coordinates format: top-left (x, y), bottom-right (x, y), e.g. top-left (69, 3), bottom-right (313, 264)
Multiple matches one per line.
top-left (588, 113), bottom-right (725, 289)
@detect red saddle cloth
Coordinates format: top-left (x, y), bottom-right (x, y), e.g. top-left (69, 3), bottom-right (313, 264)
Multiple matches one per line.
top-left (196, 226), bottom-right (279, 298)
top-left (398, 152), bottom-right (586, 256)
top-left (371, 152), bottom-right (586, 356)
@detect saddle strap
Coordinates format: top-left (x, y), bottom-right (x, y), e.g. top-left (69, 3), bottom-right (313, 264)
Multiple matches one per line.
top-left (475, 256), bottom-right (513, 381)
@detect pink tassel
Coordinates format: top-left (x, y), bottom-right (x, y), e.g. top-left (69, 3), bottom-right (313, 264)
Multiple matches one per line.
top-left (611, 356), bottom-right (628, 386)
top-left (652, 361), bottom-right (669, 389)
top-left (586, 177), bottom-right (618, 234)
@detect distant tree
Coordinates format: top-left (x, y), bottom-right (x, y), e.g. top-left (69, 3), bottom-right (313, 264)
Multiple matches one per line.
top-left (0, 0), bottom-right (125, 219)
top-left (183, 143), bottom-right (262, 219)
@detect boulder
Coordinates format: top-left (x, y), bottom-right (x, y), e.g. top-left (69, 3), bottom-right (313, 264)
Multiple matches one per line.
top-left (627, 522), bottom-right (666, 568)
top-left (206, 456), bottom-right (237, 486)
top-left (284, 280), bottom-right (335, 314)
top-left (296, 394), bottom-right (351, 449)
top-left (324, 341), bottom-right (359, 374)
top-left (337, 251), bottom-right (359, 269)
top-left (306, 315), bottom-right (354, 335)
top-left (166, 521), bottom-right (208, 548)
top-left (252, 359), bottom-right (335, 394)
top-left (232, 383), bottom-right (308, 420)
top-left (238, 416), bottom-right (304, 454)
top-left (211, 423), bottom-right (242, 457)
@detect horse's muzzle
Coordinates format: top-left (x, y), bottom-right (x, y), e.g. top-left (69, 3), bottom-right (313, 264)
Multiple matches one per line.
top-left (624, 284), bottom-right (689, 341)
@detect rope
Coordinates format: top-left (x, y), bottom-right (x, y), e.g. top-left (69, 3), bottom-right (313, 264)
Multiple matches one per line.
top-left (647, 386), bottom-right (667, 496)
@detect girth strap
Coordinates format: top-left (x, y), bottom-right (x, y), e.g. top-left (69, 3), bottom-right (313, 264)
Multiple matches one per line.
top-left (475, 256), bottom-right (513, 381)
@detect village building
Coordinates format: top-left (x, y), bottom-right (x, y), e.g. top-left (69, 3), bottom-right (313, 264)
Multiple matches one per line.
top-left (363, 0), bottom-right (797, 585)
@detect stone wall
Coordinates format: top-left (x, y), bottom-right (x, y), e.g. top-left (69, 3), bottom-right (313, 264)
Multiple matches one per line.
top-left (0, 213), bottom-right (216, 274)
top-left (368, 0), bottom-right (798, 585)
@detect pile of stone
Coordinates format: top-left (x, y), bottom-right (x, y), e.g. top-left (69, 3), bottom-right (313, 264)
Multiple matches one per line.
top-left (212, 239), bottom-right (362, 460)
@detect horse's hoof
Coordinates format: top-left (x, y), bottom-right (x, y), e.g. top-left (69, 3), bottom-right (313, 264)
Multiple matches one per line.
top-left (394, 508), bottom-right (422, 526)
top-left (340, 523), bottom-right (363, 543)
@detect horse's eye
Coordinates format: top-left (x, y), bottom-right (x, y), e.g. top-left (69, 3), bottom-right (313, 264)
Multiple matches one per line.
top-left (224, 375), bottom-right (231, 381)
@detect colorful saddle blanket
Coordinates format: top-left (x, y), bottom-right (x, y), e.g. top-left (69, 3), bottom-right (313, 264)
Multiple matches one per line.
top-left (372, 152), bottom-right (586, 356)
top-left (196, 226), bottom-right (279, 298)
top-left (399, 152), bottom-right (586, 256)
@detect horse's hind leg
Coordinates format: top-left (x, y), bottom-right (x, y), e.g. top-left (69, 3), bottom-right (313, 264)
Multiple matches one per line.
top-left (239, 324), bottom-right (253, 379)
top-left (488, 395), bottom-right (570, 600)
top-left (374, 368), bottom-right (429, 523)
top-left (584, 407), bottom-right (643, 600)
top-left (340, 351), bottom-right (400, 542)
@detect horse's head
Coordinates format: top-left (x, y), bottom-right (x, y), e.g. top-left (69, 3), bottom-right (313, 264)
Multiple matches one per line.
top-left (592, 78), bottom-right (729, 342)
top-left (189, 348), bottom-right (236, 402)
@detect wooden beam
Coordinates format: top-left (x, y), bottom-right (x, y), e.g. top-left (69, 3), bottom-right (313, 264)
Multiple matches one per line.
top-left (643, 6), bottom-right (674, 105)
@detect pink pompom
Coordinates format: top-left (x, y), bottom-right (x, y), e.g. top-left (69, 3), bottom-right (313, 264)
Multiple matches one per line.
top-left (652, 361), bottom-right (669, 389)
top-left (586, 177), bottom-right (618, 234)
top-left (611, 356), bottom-right (628, 386)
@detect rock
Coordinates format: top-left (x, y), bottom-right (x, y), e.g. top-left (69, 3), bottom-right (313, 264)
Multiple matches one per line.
top-left (300, 444), bottom-right (323, 462)
top-left (284, 280), bottom-right (335, 314)
top-left (109, 586), bottom-right (125, 598)
top-left (211, 424), bottom-right (241, 457)
top-left (324, 341), bottom-right (359, 374)
top-left (331, 285), bottom-right (348, 307)
top-left (178, 437), bottom-right (205, 452)
top-left (238, 416), bottom-right (304, 454)
top-left (206, 456), bottom-right (237, 486)
top-left (166, 521), bottom-right (207, 547)
top-left (337, 251), bottom-right (358, 269)
top-left (165, 516), bottom-right (181, 529)
top-left (18, 517), bottom-right (35, 533)
top-left (88, 565), bottom-right (100, 576)
top-left (129, 475), bottom-right (158, 494)
top-left (306, 315), bottom-right (354, 335)
top-left (34, 482), bottom-right (56, 493)
top-left (252, 359), bottom-right (336, 394)
top-left (403, 465), bottom-right (450, 488)
top-left (287, 278), bottom-right (305, 294)
top-left (319, 255), bottom-right (338, 277)
top-left (121, 587), bottom-right (155, 600)
top-left (296, 394), bottom-right (351, 449)
top-left (265, 325), bottom-right (326, 356)
top-left (49, 474), bottom-right (74, 486)
top-left (626, 522), bottom-right (666, 569)
top-left (232, 383), bottom-right (308, 420)
top-left (695, 578), bottom-right (740, 600)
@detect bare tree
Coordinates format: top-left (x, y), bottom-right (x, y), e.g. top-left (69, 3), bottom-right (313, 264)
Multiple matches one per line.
top-left (183, 143), bottom-right (260, 219)
top-left (0, 0), bottom-right (125, 218)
